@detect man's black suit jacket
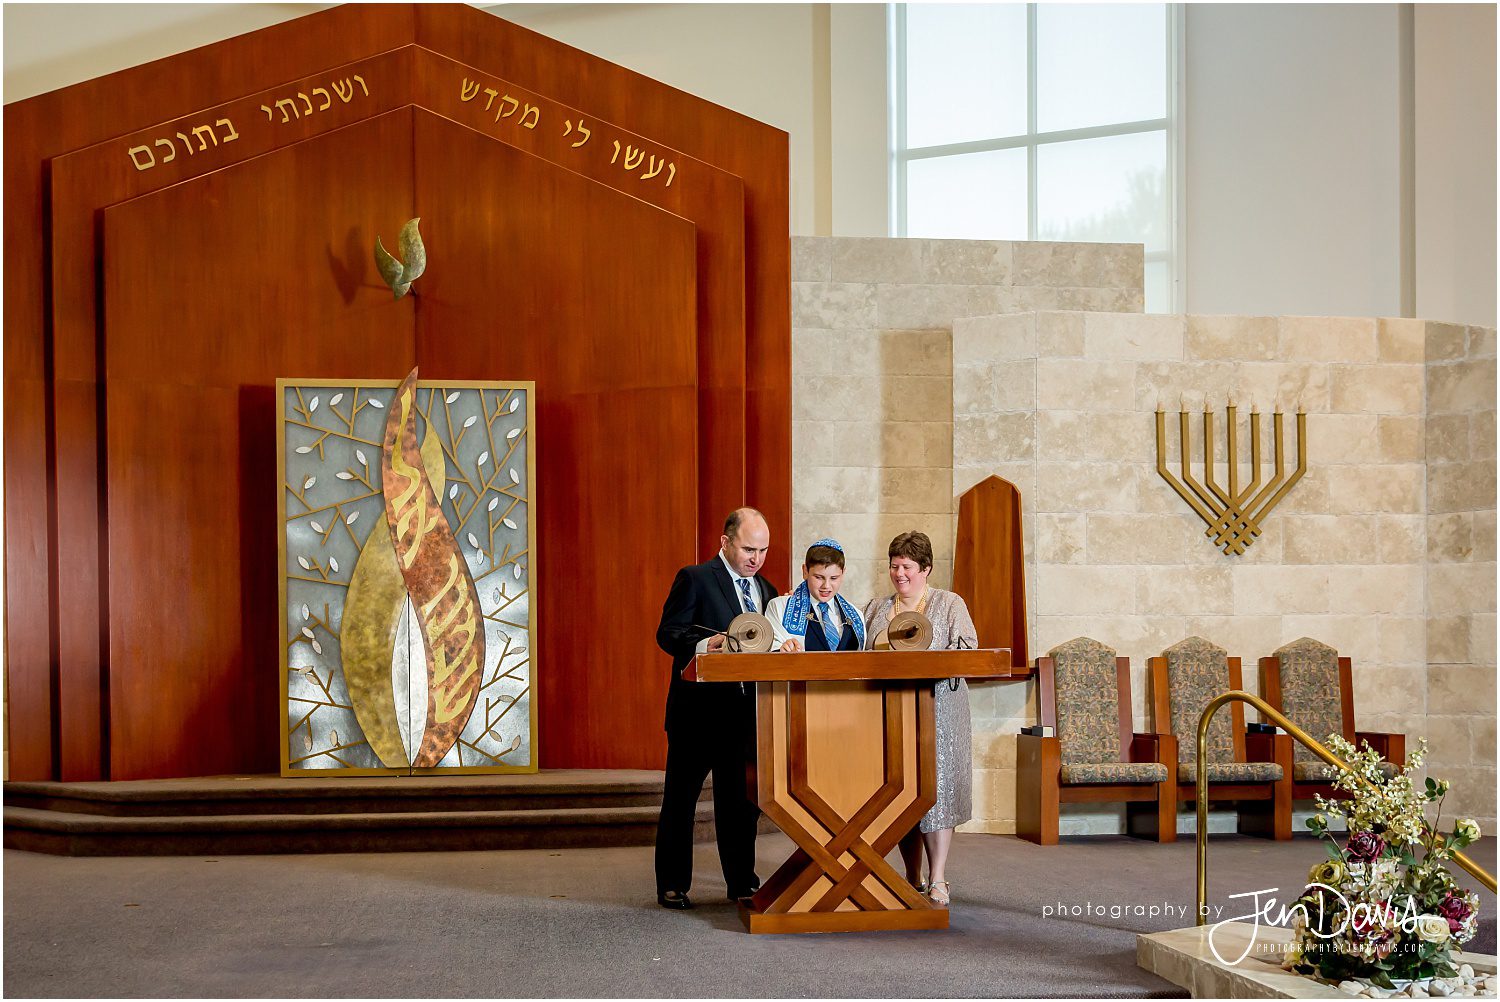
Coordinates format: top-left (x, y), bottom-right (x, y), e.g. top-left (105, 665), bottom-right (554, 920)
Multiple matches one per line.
top-left (655, 557), bottom-right (777, 736)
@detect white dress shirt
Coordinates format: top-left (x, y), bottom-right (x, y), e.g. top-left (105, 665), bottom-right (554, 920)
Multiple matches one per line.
top-left (766, 591), bottom-right (847, 651)
top-left (694, 553), bottom-right (765, 655)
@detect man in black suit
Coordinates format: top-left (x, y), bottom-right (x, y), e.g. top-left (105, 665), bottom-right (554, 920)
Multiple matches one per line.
top-left (653, 507), bottom-right (777, 909)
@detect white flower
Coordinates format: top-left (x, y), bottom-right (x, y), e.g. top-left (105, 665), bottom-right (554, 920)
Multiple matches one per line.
top-left (1415, 915), bottom-right (1450, 943)
top-left (1456, 818), bottom-right (1481, 842)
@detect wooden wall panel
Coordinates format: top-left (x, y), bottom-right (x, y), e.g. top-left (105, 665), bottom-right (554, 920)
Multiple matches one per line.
top-left (411, 4), bottom-right (791, 561)
top-left (4, 4), bottom-right (418, 781)
top-left (4, 4), bottom-right (789, 779)
top-left (410, 111), bottom-right (698, 768)
top-left (101, 111), bottom-right (418, 779)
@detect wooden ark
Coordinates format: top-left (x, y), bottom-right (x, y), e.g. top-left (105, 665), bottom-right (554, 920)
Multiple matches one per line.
top-left (4, 4), bottom-right (790, 780)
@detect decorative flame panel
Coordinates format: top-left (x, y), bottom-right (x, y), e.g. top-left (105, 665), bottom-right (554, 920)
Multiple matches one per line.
top-left (278, 371), bottom-right (537, 774)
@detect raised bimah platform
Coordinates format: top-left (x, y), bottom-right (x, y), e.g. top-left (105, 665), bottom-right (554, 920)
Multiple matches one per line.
top-left (688, 649), bottom-right (1020, 934)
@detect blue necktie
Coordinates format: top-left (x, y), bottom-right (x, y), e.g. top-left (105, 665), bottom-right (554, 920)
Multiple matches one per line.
top-left (737, 578), bottom-right (755, 613)
top-left (817, 601), bottom-right (840, 650)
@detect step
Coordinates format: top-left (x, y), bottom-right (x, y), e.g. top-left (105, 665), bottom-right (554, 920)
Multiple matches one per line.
top-left (4, 801), bottom-right (715, 856)
top-left (2, 770), bottom-right (686, 817)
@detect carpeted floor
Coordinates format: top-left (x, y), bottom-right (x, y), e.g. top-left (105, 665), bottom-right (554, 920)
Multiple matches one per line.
top-left (4, 834), bottom-right (1494, 998)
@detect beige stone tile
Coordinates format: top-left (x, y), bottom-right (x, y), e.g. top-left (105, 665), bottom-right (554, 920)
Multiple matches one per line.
top-left (1277, 316), bottom-right (1378, 362)
top-left (878, 374), bottom-right (953, 422)
top-left (1429, 459), bottom-right (1497, 515)
top-left (791, 420), bottom-right (884, 467)
top-left (792, 281), bottom-right (878, 328)
top-left (1134, 361), bottom-right (1237, 411)
top-left (1264, 463), bottom-right (1331, 515)
top-left (1012, 241), bottom-right (1142, 289)
top-left (876, 329), bottom-right (952, 376)
top-left (1037, 311), bottom-right (1085, 356)
top-left (1376, 514), bottom-right (1425, 563)
top-left (1083, 313), bottom-right (1185, 360)
top-left (992, 678), bottom-right (1036, 722)
top-left (1430, 562), bottom-right (1498, 614)
top-left (1473, 409), bottom-right (1496, 457)
top-left (1035, 614), bottom-right (1187, 667)
top-left (791, 236), bottom-right (831, 283)
top-left (1469, 611), bottom-right (1497, 667)
top-left (1424, 715), bottom-right (1474, 766)
top-left (795, 466), bottom-right (879, 513)
top-left (876, 467), bottom-right (952, 513)
top-left (1035, 461), bottom-right (1138, 512)
top-left (1432, 766), bottom-right (1496, 825)
top-left (1136, 564), bottom-right (1234, 616)
top-left (954, 360), bottom-right (1035, 416)
top-left (1087, 512), bottom-right (1215, 565)
top-left (1184, 315), bottom-right (1278, 361)
top-left (1084, 410), bottom-right (1156, 463)
top-left (1474, 510), bottom-right (1497, 561)
top-left (1278, 614), bottom-right (1378, 666)
top-left (1231, 565), bottom-right (1331, 616)
top-left (1036, 564), bottom-right (1136, 615)
top-left (1428, 512), bottom-right (1475, 563)
top-left (1330, 364), bottom-right (1424, 414)
top-left (1470, 712), bottom-right (1497, 759)
top-left (1426, 414), bottom-right (1471, 464)
top-left (1038, 358), bottom-right (1136, 410)
top-left (1377, 415), bottom-right (1424, 462)
top-left (1376, 317), bottom-right (1428, 362)
top-left (1429, 359), bottom-right (1498, 414)
top-left (1425, 321), bottom-right (1470, 361)
top-left (1233, 362), bottom-right (1332, 414)
top-left (1035, 513), bottom-right (1087, 565)
top-left (1307, 414), bottom-right (1381, 465)
top-left (1426, 616), bottom-right (1473, 664)
top-left (1469, 325), bottom-right (1497, 360)
top-left (1037, 410), bottom-right (1087, 458)
top-left (1231, 515), bottom-right (1287, 564)
top-left (972, 730), bottom-right (1018, 770)
top-left (1353, 666), bottom-right (1426, 716)
top-left (954, 412), bottom-right (1034, 464)
top-left (1280, 514), bottom-right (1380, 564)
top-left (828, 236), bottom-right (926, 284)
top-left (793, 375), bottom-right (886, 422)
top-left (1428, 663), bottom-right (1497, 711)
top-left (1377, 615), bottom-right (1425, 667)
top-left (1328, 564), bottom-right (1423, 616)
top-left (873, 284), bottom-right (1011, 331)
top-left (1178, 615), bottom-right (1282, 664)
top-left (952, 313), bottom-right (1035, 364)
top-left (1323, 464), bottom-right (1424, 515)
top-left (1046, 286), bottom-right (1145, 313)
top-left (926, 240), bottom-right (1014, 285)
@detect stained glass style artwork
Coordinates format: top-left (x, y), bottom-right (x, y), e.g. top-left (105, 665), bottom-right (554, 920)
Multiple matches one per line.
top-left (278, 370), bottom-right (536, 774)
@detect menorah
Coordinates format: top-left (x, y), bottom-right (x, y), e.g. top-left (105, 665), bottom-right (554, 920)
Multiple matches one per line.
top-left (1155, 400), bottom-right (1308, 556)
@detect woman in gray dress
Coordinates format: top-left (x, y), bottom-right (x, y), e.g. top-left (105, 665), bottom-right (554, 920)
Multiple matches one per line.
top-left (863, 531), bottom-right (978, 908)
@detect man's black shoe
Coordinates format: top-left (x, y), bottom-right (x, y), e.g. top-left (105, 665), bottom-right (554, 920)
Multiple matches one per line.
top-left (657, 890), bottom-right (692, 910)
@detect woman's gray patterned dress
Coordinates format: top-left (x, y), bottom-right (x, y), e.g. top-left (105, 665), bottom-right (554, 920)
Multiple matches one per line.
top-left (863, 588), bottom-right (979, 833)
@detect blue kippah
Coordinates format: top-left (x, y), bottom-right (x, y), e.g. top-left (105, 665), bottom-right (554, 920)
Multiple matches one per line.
top-left (810, 537), bottom-right (843, 553)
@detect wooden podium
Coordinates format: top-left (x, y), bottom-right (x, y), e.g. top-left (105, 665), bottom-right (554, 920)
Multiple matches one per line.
top-left (686, 649), bottom-right (1018, 934)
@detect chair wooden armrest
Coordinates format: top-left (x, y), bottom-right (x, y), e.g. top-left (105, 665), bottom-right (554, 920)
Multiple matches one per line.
top-left (1355, 730), bottom-right (1405, 764)
top-left (1016, 732), bottom-right (1061, 845)
top-left (1129, 732), bottom-right (1177, 769)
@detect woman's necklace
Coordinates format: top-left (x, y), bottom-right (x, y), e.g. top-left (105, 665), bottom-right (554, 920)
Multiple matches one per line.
top-left (895, 587), bottom-right (929, 615)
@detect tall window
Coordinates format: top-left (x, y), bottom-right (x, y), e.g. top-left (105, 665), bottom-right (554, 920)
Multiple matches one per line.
top-left (893, 4), bottom-right (1181, 312)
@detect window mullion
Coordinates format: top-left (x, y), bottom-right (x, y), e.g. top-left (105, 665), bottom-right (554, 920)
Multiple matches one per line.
top-left (1026, 2), bottom-right (1038, 241)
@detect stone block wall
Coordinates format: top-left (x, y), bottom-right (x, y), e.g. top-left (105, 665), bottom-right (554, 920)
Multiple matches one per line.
top-left (1424, 322), bottom-right (1498, 827)
top-left (789, 237), bottom-right (1143, 600)
top-left (953, 311), bottom-right (1497, 833)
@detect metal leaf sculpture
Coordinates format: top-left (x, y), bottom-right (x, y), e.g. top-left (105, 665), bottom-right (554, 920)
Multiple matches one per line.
top-left (374, 218), bottom-right (426, 299)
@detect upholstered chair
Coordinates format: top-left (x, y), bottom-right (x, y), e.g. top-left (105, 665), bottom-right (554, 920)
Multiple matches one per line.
top-left (1017, 637), bottom-right (1176, 845)
top-left (1150, 636), bottom-right (1291, 839)
top-left (1259, 637), bottom-right (1403, 800)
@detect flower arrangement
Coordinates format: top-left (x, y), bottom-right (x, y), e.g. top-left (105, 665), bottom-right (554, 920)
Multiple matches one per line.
top-left (1284, 737), bottom-right (1483, 989)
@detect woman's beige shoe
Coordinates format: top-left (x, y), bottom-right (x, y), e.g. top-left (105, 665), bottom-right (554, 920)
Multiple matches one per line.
top-left (927, 880), bottom-right (951, 907)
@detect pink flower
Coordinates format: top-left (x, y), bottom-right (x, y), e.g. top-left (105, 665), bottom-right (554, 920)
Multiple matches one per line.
top-left (1346, 831), bottom-right (1386, 863)
top-left (1438, 892), bottom-right (1472, 934)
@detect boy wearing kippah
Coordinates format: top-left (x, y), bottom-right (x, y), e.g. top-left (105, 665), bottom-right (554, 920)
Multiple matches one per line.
top-left (766, 538), bottom-right (865, 653)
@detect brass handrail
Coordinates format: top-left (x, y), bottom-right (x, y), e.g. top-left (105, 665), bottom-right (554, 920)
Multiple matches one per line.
top-left (1195, 690), bottom-right (1497, 926)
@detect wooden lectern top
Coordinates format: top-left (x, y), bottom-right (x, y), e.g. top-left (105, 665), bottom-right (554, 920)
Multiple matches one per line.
top-left (684, 648), bottom-right (1021, 683)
